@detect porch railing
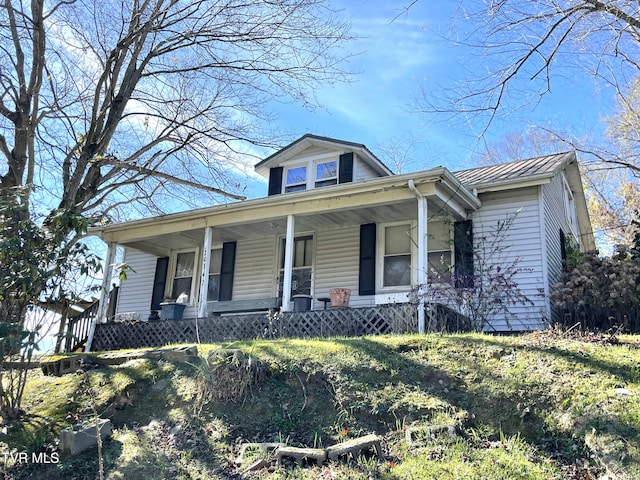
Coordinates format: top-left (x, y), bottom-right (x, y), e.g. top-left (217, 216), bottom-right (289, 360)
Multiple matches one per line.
top-left (61, 286), bottom-right (119, 352)
top-left (63, 301), bottom-right (99, 352)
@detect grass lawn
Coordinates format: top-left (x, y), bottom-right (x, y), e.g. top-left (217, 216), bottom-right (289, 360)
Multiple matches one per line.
top-left (1, 330), bottom-right (639, 479)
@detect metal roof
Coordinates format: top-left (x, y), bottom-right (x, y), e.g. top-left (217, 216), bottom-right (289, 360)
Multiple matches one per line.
top-left (454, 152), bottom-right (574, 187)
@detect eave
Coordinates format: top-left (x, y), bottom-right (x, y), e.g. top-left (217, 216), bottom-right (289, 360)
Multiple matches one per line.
top-left (91, 167), bottom-right (481, 247)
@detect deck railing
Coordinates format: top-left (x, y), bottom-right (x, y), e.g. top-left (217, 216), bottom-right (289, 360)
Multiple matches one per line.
top-left (61, 286), bottom-right (119, 352)
top-left (63, 301), bottom-right (99, 352)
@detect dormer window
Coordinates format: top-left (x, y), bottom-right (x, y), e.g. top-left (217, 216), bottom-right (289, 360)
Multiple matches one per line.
top-left (315, 161), bottom-right (337, 187)
top-left (285, 166), bottom-right (307, 192)
top-left (267, 152), bottom-right (355, 196)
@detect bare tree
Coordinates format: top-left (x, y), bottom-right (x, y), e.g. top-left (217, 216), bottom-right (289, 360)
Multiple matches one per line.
top-left (416, 1), bottom-right (638, 135)
top-left (399, 0), bottom-right (640, 250)
top-left (0, 0), bottom-right (354, 354)
top-left (0, 0), bottom-right (353, 224)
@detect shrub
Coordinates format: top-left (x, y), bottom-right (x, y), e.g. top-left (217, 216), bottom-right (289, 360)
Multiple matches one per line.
top-left (552, 240), bottom-right (640, 333)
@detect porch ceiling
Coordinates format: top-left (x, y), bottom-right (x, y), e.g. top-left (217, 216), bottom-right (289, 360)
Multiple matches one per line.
top-left (122, 198), bottom-right (442, 256)
top-left (98, 168), bottom-right (480, 256)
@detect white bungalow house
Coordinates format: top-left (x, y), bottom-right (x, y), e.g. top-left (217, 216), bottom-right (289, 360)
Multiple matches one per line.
top-left (86, 134), bottom-right (594, 349)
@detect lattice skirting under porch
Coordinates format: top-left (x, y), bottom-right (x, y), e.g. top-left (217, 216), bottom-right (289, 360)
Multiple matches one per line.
top-left (91, 304), bottom-right (422, 351)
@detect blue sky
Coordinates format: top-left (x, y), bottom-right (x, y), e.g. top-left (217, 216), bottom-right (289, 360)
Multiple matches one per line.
top-left (244, 0), bottom-right (617, 197)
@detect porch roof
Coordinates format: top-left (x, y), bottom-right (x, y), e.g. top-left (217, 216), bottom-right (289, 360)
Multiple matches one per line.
top-left (91, 167), bottom-right (481, 256)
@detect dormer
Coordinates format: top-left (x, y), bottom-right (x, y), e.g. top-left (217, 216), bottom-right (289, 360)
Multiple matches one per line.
top-left (255, 134), bottom-right (393, 196)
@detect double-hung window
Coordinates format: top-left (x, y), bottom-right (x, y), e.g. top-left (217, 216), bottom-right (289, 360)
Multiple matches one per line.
top-left (315, 160), bottom-right (337, 187)
top-left (285, 166), bottom-right (307, 192)
top-left (278, 235), bottom-right (314, 297)
top-left (427, 221), bottom-right (453, 283)
top-left (283, 156), bottom-right (341, 192)
top-left (171, 250), bottom-right (197, 302)
top-left (207, 248), bottom-right (223, 301)
top-left (563, 175), bottom-right (579, 236)
top-left (382, 224), bottom-right (412, 288)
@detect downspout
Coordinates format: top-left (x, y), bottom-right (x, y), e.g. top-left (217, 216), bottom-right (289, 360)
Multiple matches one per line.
top-left (408, 180), bottom-right (427, 334)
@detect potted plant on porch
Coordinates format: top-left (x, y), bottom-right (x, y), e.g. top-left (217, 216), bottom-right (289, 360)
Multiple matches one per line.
top-left (159, 293), bottom-right (188, 320)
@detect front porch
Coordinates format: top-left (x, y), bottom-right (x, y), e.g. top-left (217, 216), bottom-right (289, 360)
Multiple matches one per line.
top-left (86, 303), bottom-right (471, 351)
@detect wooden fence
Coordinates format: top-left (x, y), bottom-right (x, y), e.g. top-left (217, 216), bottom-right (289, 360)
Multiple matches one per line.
top-left (89, 303), bottom-right (472, 351)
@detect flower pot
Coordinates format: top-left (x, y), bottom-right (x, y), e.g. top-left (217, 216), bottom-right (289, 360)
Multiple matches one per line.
top-left (292, 294), bottom-right (312, 312)
top-left (330, 288), bottom-right (351, 308)
top-left (159, 302), bottom-right (186, 320)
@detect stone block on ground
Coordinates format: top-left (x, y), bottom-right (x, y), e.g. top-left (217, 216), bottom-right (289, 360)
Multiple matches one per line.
top-left (94, 351), bottom-right (150, 366)
top-left (59, 419), bottom-right (112, 455)
top-left (41, 355), bottom-right (93, 376)
top-left (326, 434), bottom-right (383, 461)
top-left (160, 345), bottom-right (198, 363)
top-left (235, 442), bottom-right (285, 465)
top-left (276, 446), bottom-right (327, 466)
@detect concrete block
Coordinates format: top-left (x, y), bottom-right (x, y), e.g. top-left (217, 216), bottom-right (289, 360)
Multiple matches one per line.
top-left (60, 419), bottom-right (112, 455)
top-left (326, 434), bottom-right (383, 461)
top-left (41, 355), bottom-right (93, 376)
top-left (235, 442), bottom-right (285, 465)
top-left (276, 446), bottom-right (327, 466)
top-left (243, 458), bottom-right (269, 473)
top-left (160, 345), bottom-right (198, 363)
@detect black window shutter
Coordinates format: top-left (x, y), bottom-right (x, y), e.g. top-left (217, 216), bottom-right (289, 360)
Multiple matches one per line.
top-left (338, 152), bottom-right (354, 184)
top-left (454, 220), bottom-right (474, 288)
top-left (219, 241), bottom-right (236, 301)
top-left (268, 167), bottom-right (283, 196)
top-left (359, 223), bottom-right (376, 295)
top-left (150, 257), bottom-right (169, 311)
top-left (560, 229), bottom-right (567, 262)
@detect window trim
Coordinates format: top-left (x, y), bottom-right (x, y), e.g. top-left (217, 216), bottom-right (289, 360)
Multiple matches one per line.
top-left (377, 221), bottom-right (416, 292)
top-left (428, 221), bottom-right (454, 284)
top-left (315, 160), bottom-right (338, 188)
top-left (562, 174), bottom-right (579, 239)
top-left (207, 245), bottom-right (224, 302)
top-left (275, 232), bottom-right (315, 298)
top-left (168, 247), bottom-right (200, 305)
top-left (281, 152), bottom-right (346, 193)
top-left (285, 165), bottom-right (307, 192)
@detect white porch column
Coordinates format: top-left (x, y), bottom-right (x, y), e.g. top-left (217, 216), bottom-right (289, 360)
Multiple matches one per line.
top-left (416, 196), bottom-right (428, 333)
top-left (198, 226), bottom-right (213, 318)
top-left (85, 242), bottom-right (116, 352)
top-left (408, 179), bottom-right (429, 334)
top-left (282, 214), bottom-right (295, 312)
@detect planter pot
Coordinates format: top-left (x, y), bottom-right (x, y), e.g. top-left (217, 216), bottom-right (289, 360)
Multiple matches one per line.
top-left (292, 294), bottom-right (312, 312)
top-left (159, 302), bottom-right (186, 320)
top-left (330, 288), bottom-right (351, 308)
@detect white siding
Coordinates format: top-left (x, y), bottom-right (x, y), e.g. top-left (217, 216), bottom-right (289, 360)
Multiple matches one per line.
top-left (471, 187), bottom-right (548, 331)
top-left (115, 247), bottom-right (158, 320)
top-left (314, 225), bottom-right (374, 308)
top-left (233, 237), bottom-right (278, 299)
top-left (542, 172), bottom-right (574, 323)
top-left (354, 154), bottom-right (383, 181)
